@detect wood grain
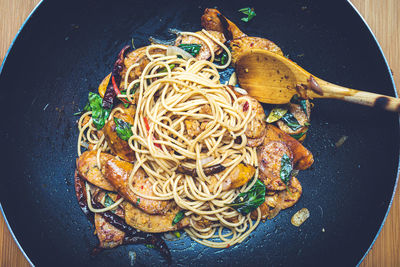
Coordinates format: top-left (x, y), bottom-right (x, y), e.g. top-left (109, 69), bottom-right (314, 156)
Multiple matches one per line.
top-left (0, 0), bottom-right (399, 266)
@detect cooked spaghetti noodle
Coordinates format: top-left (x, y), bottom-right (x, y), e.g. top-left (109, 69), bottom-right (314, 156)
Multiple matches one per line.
top-left (77, 30), bottom-right (262, 248)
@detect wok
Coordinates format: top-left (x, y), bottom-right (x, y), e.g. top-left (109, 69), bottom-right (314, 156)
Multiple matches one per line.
top-left (0, 0), bottom-right (398, 266)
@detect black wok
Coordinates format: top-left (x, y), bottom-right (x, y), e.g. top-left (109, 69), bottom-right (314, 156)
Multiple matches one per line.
top-left (0, 0), bottom-right (398, 266)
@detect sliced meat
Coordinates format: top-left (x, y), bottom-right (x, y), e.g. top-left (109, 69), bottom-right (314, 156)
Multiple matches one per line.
top-left (94, 213), bottom-right (125, 249)
top-left (104, 157), bottom-right (171, 215)
top-left (174, 30), bottom-right (226, 60)
top-left (221, 163), bottom-right (255, 191)
top-left (276, 177), bottom-right (302, 210)
top-left (257, 141), bottom-right (293, 191)
top-left (238, 96), bottom-right (266, 141)
top-left (124, 202), bottom-right (189, 233)
top-left (103, 104), bottom-right (136, 162)
top-left (201, 8), bottom-right (246, 40)
top-left (264, 124), bottom-right (314, 170)
top-left (231, 36), bottom-right (283, 64)
top-left (76, 150), bottom-right (116, 191)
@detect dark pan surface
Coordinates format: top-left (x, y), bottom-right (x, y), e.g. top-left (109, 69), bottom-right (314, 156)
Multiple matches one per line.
top-left (0, 0), bottom-right (398, 266)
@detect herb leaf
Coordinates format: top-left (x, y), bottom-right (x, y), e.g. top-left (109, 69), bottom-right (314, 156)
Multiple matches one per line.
top-left (158, 64), bottom-right (176, 73)
top-left (178, 44), bottom-right (202, 57)
top-left (226, 179), bottom-right (266, 215)
top-left (290, 128), bottom-right (308, 140)
top-left (280, 154), bottom-right (293, 185)
top-left (281, 112), bottom-right (302, 131)
top-left (266, 107), bottom-right (288, 123)
top-left (114, 117), bottom-right (133, 141)
top-left (88, 92), bottom-right (111, 130)
top-left (290, 95), bottom-right (308, 116)
top-left (239, 7), bottom-right (256, 22)
top-left (214, 51), bottom-right (228, 65)
top-left (172, 210), bottom-right (185, 225)
top-left (145, 244), bottom-right (155, 249)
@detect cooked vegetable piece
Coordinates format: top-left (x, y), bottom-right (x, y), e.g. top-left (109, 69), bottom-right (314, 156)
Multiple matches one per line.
top-left (280, 154), bottom-right (293, 185)
top-left (172, 210), bottom-right (185, 225)
top-left (114, 117), bottom-right (133, 141)
top-left (291, 208), bottom-right (310, 227)
top-left (226, 179), bottom-right (265, 215)
top-left (266, 107), bottom-right (288, 123)
top-left (178, 44), bottom-right (202, 57)
top-left (87, 92), bottom-right (111, 130)
top-left (238, 7), bottom-right (256, 22)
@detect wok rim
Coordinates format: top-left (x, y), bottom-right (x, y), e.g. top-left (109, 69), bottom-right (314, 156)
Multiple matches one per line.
top-left (0, 1), bottom-right (398, 266)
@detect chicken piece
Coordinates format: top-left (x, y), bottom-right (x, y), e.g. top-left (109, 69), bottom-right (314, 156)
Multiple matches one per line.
top-left (103, 104), bottom-right (136, 162)
top-left (201, 8), bottom-right (246, 40)
top-left (200, 8), bottom-right (283, 64)
top-left (76, 150), bottom-right (116, 191)
top-left (184, 119), bottom-right (201, 138)
top-left (276, 177), bottom-right (302, 210)
top-left (257, 141), bottom-right (293, 191)
top-left (276, 100), bottom-right (311, 141)
top-left (124, 202), bottom-right (189, 233)
top-left (238, 96), bottom-right (267, 145)
top-left (221, 163), bottom-right (255, 191)
top-left (174, 30), bottom-right (226, 61)
top-left (104, 157), bottom-right (171, 215)
top-left (264, 124), bottom-right (314, 170)
top-left (94, 213), bottom-right (125, 249)
top-left (230, 37), bottom-right (283, 64)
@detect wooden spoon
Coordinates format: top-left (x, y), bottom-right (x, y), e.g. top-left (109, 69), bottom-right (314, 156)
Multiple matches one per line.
top-left (235, 49), bottom-right (400, 112)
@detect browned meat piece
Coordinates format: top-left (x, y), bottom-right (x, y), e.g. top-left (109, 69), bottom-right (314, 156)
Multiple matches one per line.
top-left (94, 213), bottom-right (125, 249)
top-left (230, 37), bottom-right (283, 64)
top-left (264, 124), bottom-right (314, 170)
top-left (174, 30), bottom-right (226, 60)
top-left (201, 8), bottom-right (246, 40)
top-left (104, 157), bottom-right (171, 215)
top-left (276, 100), bottom-right (311, 141)
top-left (276, 177), bottom-right (302, 209)
top-left (237, 96), bottom-right (266, 144)
top-left (257, 141), bottom-right (293, 191)
top-left (76, 150), bottom-right (116, 191)
top-left (103, 104), bottom-right (136, 162)
top-left (124, 202), bottom-right (189, 233)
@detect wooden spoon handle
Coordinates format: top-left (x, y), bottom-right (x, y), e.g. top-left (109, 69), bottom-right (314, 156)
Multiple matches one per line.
top-left (316, 79), bottom-right (400, 112)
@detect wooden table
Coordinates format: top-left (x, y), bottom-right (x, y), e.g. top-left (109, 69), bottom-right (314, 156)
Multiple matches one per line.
top-left (1, 0), bottom-right (399, 266)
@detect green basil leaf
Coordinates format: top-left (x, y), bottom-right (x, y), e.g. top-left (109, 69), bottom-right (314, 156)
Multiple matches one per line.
top-left (226, 179), bottom-right (266, 215)
top-left (172, 210), bottom-right (185, 225)
top-left (266, 107), bottom-right (288, 123)
top-left (290, 95), bottom-right (308, 116)
top-left (281, 112), bottom-right (302, 131)
top-left (280, 154), bottom-right (293, 185)
top-left (239, 7), bottom-right (256, 22)
top-left (88, 92), bottom-right (111, 130)
top-left (114, 117), bottom-right (133, 141)
top-left (104, 193), bottom-right (115, 208)
top-left (145, 244), bottom-right (155, 249)
top-left (290, 128), bottom-right (308, 140)
top-left (214, 51), bottom-right (229, 65)
top-left (136, 198), bottom-right (140, 205)
top-left (178, 44), bottom-right (202, 57)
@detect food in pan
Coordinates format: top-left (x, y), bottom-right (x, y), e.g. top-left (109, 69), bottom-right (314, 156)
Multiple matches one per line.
top-left (74, 8), bottom-right (314, 263)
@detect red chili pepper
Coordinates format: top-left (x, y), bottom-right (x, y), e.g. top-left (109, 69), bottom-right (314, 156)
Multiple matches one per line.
top-left (226, 244), bottom-right (230, 248)
top-left (141, 186), bottom-right (144, 190)
top-left (243, 101), bottom-right (249, 112)
top-left (116, 194), bottom-right (121, 200)
top-left (143, 117), bottom-right (150, 131)
top-left (112, 75), bottom-right (129, 104)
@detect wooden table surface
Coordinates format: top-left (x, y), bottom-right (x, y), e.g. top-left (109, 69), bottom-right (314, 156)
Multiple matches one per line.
top-left (1, 0), bottom-right (399, 266)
